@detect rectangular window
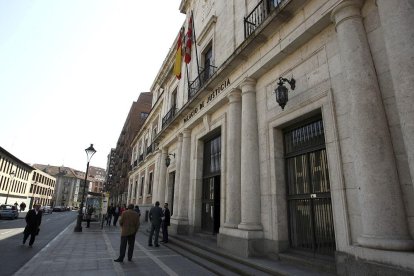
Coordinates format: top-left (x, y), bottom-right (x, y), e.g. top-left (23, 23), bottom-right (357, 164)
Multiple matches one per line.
top-left (140, 176), bottom-right (144, 196)
top-left (148, 172), bottom-right (153, 195)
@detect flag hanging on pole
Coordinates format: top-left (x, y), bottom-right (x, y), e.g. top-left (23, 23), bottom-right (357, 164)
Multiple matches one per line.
top-left (184, 14), bottom-right (193, 64)
top-left (174, 27), bottom-right (184, 80)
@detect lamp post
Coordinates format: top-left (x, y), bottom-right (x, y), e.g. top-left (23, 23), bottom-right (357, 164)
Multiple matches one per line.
top-left (5, 171), bottom-right (15, 204)
top-left (165, 153), bottom-right (175, 167)
top-left (74, 144), bottom-right (96, 232)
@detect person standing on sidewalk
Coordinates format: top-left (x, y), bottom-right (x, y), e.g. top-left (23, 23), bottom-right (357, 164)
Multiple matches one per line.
top-left (148, 201), bottom-right (163, 247)
top-left (106, 203), bottom-right (114, 226)
top-left (22, 204), bottom-right (42, 247)
top-left (113, 204), bottom-right (121, 226)
top-left (86, 205), bottom-right (94, 228)
top-left (114, 204), bottom-right (140, 263)
top-left (161, 203), bottom-right (170, 243)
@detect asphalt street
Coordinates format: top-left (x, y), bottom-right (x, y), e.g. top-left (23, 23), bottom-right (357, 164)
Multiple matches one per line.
top-left (0, 210), bottom-right (77, 276)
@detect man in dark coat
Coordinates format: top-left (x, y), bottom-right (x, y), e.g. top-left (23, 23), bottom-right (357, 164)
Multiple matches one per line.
top-left (161, 203), bottom-right (171, 243)
top-left (148, 201), bottom-right (163, 247)
top-left (23, 204), bottom-right (42, 247)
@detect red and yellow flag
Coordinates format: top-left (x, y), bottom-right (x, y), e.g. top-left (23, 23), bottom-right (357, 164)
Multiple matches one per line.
top-left (184, 14), bottom-right (193, 64)
top-left (173, 27), bottom-right (184, 80)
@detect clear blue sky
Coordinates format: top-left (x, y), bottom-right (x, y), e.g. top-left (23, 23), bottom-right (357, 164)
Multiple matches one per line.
top-left (0, 0), bottom-right (185, 171)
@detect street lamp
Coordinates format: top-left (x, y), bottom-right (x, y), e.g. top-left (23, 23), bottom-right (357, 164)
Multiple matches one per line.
top-left (74, 144), bottom-right (96, 232)
top-left (165, 153), bottom-right (175, 167)
top-left (5, 171), bottom-right (15, 204)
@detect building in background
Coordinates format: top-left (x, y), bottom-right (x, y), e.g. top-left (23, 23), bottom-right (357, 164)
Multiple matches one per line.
top-left (29, 169), bottom-right (56, 208)
top-left (106, 93), bottom-right (152, 204)
top-left (88, 166), bottom-right (106, 193)
top-left (0, 146), bottom-right (34, 207)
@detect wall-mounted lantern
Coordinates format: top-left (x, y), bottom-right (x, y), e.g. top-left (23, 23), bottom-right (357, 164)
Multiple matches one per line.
top-left (165, 153), bottom-right (175, 167)
top-left (275, 77), bottom-right (296, 110)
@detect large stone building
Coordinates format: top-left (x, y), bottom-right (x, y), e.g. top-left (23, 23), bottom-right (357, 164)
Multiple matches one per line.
top-left (0, 146), bottom-right (34, 207)
top-left (106, 93), bottom-right (152, 204)
top-left (127, 0), bottom-right (414, 274)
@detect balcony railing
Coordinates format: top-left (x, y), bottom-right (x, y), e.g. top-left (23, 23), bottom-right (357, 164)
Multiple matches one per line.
top-left (134, 160), bottom-right (138, 167)
top-left (244, 0), bottom-right (285, 38)
top-left (139, 154), bottom-right (144, 162)
top-left (188, 65), bottom-right (217, 101)
top-left (162, 105), bottom-right (176, 129)
top-left (146, 143), bottom-right (154, 155)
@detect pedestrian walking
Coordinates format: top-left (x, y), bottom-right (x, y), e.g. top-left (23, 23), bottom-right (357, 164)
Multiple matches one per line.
top-left (161, 203), bottom-right (171, 243)
top-left (134, 205), bottom-right (141, 216)
top-left (86, 205), bottom-right (94, 228)
top-left (22, 204), bottom-right (42, 247)
top-left (106, 203), bottom-right (114, 226)
top-left (20, 202), bottom-right (26, 212)
top-left (148, 201), bottom-right (163, 247)
top-left (114, 204), bottom-right (140, 263)
top-left (113, 204), bottom-right (121, 226)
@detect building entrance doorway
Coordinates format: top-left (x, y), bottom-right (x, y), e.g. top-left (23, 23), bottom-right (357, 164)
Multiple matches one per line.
top-left (201, 135), bottom-right (221, 234)
top-left (284, 117), bottom-right (335, 255)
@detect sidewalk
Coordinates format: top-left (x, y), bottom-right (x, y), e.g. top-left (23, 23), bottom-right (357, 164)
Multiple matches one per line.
top-left (14, 220), bottom-right (215, 276)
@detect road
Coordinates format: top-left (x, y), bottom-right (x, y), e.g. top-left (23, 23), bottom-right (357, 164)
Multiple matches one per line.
top-left (0, 211), bottom-right (77, 276)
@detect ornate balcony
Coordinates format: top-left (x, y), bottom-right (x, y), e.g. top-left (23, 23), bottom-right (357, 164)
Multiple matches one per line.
top-left (244, 0), bottom-right (285, 38)
top-left (162, 105), bottom-right (176, 129)
top-left (188, 65), bottom-right (217, 101)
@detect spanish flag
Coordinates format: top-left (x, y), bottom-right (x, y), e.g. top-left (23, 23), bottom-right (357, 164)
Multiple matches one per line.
top-left (173, 27), bottom-right (184, 80)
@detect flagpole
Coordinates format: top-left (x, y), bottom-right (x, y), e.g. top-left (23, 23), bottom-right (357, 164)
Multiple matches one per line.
top-left (191, 10), bottom-right (201, 80)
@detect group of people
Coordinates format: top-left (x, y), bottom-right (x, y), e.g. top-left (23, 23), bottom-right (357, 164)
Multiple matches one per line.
top-left (113, 201), bottom-right (171, 263)
top-left (18, 199), bottom-right (172, 263)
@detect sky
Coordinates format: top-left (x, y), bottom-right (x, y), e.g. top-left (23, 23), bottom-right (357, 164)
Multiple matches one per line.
top-left (0, 0), bottom-right (185, 172)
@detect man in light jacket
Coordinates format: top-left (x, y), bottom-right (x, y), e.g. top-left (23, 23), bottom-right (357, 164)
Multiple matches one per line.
top-left (114, 204), bottom-right (140, 262)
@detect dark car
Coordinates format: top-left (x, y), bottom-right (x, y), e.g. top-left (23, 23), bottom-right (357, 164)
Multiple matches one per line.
top-left (0, 204), bottom-right (19, 219)
top-left (52, 206), bottom-right (64, 212)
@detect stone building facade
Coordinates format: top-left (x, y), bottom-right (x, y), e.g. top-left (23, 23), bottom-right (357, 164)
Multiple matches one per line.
top-left (128, 0), bottom-right (414, 274)
top-left (29, 169), bottom-right (56, 208)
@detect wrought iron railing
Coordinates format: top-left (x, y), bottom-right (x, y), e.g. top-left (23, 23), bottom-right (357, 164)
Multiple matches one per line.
top-left (139, 154), bottom-right (144, 162)
top-left (162, 105), bottom-right (176, 129)
top-left (133, 160), bottom-right (137, 167)
top-left (188, 65), bottom-right (218, 101)
top-left (244, 0), bottom-right (285, 38)
top-left (146, 143), bottom-right (153, 155)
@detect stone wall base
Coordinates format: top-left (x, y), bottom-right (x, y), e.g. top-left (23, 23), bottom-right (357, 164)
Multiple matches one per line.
top-left (336, 251), bottom-right (414, 276)
top-left (170, 222), bottom-right (189, 235)
top-left (218, 232), bottom-right (264, 257)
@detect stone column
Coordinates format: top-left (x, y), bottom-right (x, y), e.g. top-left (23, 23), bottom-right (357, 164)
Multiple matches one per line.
top-left (224, 88), bottom-right (242, 228)
top-left (171, 134), bottom-right (183, 219)
top-left (177, 129), bottom-right (191, 222)
top-left (142, 168), bottom-right (149, 204)
top-left (157, 148), bottom-right (168, 204)
top-left (377, 0), bottom-right (414, 188)
top-left (332, 0), bottom-right (414, 250)
top-left (238, 78), bottom-right (262, 231)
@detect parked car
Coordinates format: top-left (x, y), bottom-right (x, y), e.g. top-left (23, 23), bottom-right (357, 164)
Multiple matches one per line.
top-left (52, 206), bottom-right (64, 212)
top-left (0, 204), bottom-right (19, 219)
top-left (41, 206), bottom-right (53, 214)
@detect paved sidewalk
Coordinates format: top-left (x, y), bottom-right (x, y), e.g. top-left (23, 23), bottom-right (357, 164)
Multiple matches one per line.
top-left (14, 220), bottom-right (215, 276)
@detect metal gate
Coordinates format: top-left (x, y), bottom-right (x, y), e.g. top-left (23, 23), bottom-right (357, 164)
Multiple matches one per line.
top-left (284, 117), bottom-right (335, 255)
top-left (201, 135), bottom-right (221, 234)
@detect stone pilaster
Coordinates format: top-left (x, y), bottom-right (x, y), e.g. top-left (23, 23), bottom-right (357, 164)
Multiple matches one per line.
top-left (224, 88), bottom-right (242, 228)
top-left (377, 0), bottom-right (414, 188)
top-left (332, 0), bottom-right (414, 250)
top-left (157, 148), bottom-right (168, 204)
top-left (238, 78), bottom-right (262, 231)
top-left (171, 134), bottom-right (182, 220)
top-left (177, 129), bottom-right (191, 223)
